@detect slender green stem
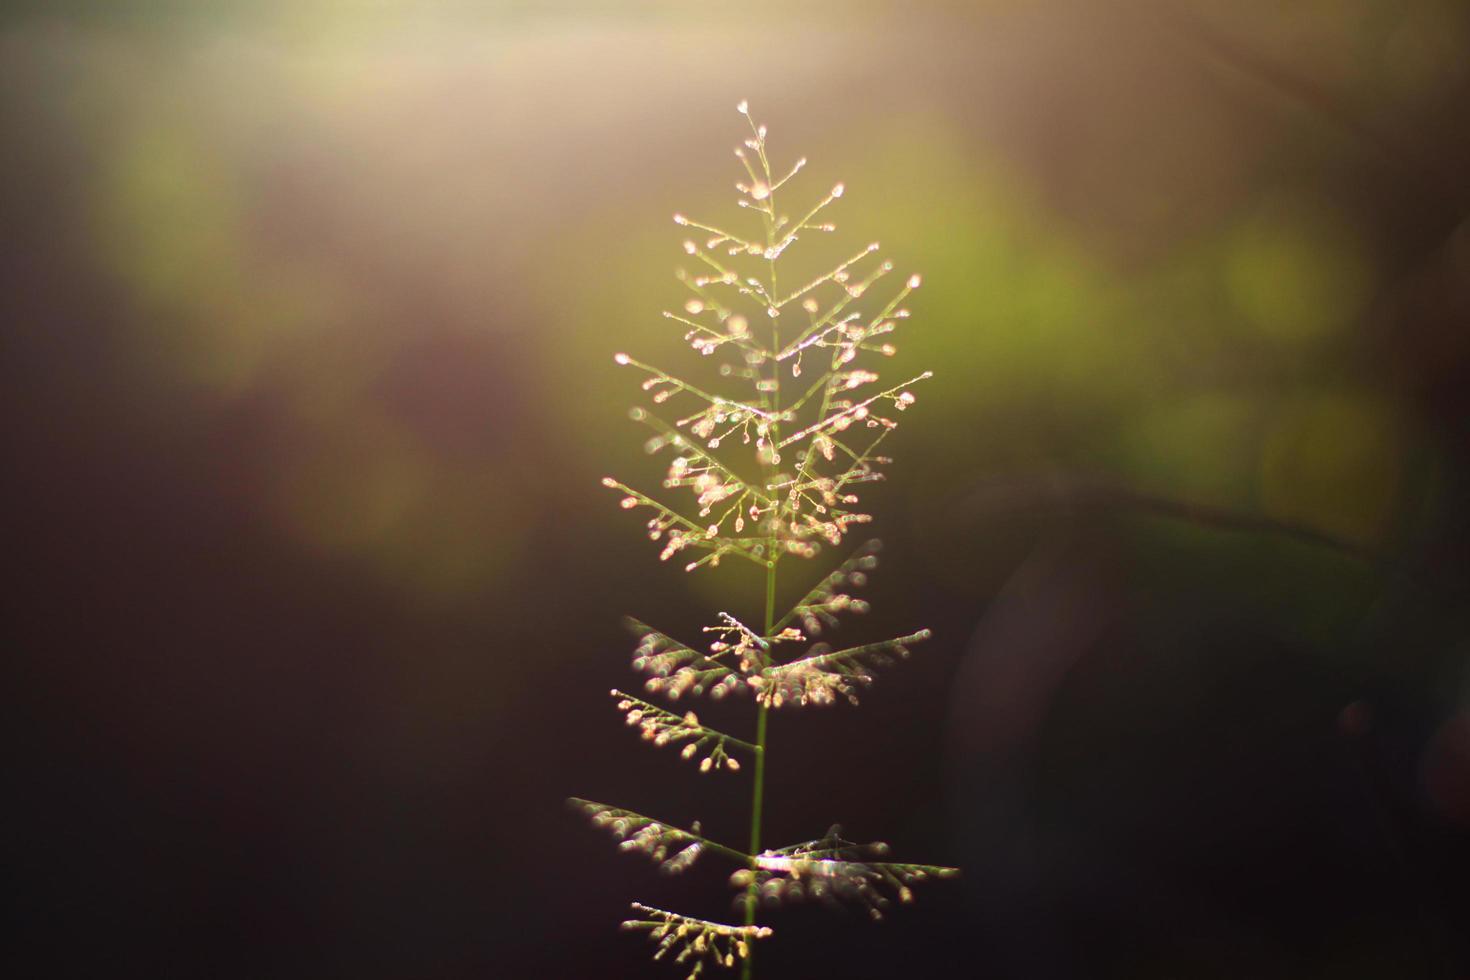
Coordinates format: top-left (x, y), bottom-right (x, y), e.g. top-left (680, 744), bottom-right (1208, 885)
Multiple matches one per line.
top-left (741, 561), bottom-right (776, 980)
top-left (742, 116), bottom-right (780, 980)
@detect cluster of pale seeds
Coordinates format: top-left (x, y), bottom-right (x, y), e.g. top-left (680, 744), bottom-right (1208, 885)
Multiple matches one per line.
top-left (611, 689), bottom-right (749, 773)
top-left (621, 904), bottom-right (772, 980)
top-left (733, 826), bottom-right (959, 921)
top-left (605, 101), bottom-right (931, 571)
top-left (573, 800), bottom-right (716, 876)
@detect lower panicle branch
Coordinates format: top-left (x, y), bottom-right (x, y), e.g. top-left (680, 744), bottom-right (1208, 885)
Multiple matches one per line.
top-left (569, 798), bottom-right (751, 871)
top-left (729, 825), bottom-right (959, 921)
top-left (622, 903), bottom-right (773, 979)
top-left (611, 689), bottom-right (754, 772)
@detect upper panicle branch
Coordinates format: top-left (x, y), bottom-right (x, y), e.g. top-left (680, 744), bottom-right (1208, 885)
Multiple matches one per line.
top-left (634, 408), bottom-right (769, 501)
top-left (761, 182), bottom-right (848, 264)
top-left (614, 353), bottom-right (778, 423)
top-left (672, 213), bottom-right (765, 257)
top-left (631, 408), bottom-right (779, 539)
top-left (775, 240), bottom-right (882, 310)
top-left (777, 372), bottom-right (934, 450)
top-left (778, 270), bottom-right (920, 366)
top-left (602, 478), bottom-right (767, 572)
top-left (672, 224), bottom-right (775, 306)
top-left (666, 305), bottom-right (766, 361)
top-left (774, 538), bottom-right (882, 635)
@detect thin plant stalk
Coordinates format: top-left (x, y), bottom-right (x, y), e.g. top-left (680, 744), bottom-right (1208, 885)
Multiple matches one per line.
top-left (741, 562), bottom-right (776, 979)
top-left (741, 145), bottom-right (786, 978)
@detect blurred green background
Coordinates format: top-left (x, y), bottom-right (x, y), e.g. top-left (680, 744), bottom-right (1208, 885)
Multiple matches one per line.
top-left (4, 2), bottom-right (1469, 977)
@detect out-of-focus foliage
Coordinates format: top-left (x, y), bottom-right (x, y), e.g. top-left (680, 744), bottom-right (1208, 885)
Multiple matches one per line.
top-left (6, 1), bottom-right (1470, 977)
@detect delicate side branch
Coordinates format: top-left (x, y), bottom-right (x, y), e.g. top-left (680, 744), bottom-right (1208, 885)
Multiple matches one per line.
top-left (612, 689), bottom-right (755, 772)
top-left (569, 798), bottom-right (750, 868)
top-left (773, 538), bottom-right (882, 635)
top-left (602, 478), bottom-right (766, 571)
top-left (730, 826), bottom-right (959, 921)
top-left (615, 352), bottom-right (779, 422)
top-left (777, 372), bottom-right (934, 450)
top-left (625, 616), bottom-right (749, 701)
top-left (621, 903), bottom-right (772, 979)
top-left (754, 630), bottom-right (933, 707)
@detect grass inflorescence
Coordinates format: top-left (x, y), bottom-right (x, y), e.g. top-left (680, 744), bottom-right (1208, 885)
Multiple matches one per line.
top-left (571, 101), bottom-right (957, 979)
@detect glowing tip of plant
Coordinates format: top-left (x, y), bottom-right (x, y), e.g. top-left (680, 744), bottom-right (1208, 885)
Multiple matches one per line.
top-left (867, 241), bottom-right (879, 252)
top-left (736, 99), bottom-right (749, 114)
top-left (601, 477), bottom-right (617, 487)
top-left (908, 274), bottom-right (922, 289)
top-left (673, 213), bottom-right (687, 225)
top-left (832, 182), bottom-right (845, 198)
top-left (614, 353), bottom-right (631, 365)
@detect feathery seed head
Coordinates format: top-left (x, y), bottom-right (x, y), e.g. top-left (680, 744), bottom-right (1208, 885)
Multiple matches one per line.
top-left (579, 107), bottom-right (953, 976)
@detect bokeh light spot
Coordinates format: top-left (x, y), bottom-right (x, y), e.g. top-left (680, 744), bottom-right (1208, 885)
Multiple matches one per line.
top-left (1225, 195), bottom-right (1373, 347)
top-left (1258, 390), bottom-right (1404, 546)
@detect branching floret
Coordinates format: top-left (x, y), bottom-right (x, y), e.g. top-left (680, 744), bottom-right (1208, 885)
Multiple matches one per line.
top-left (571, 101), bottom-right (956, 980)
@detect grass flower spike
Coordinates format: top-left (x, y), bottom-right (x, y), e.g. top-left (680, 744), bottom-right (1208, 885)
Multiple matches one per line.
top-left (573, 101), bottom-right (956, 979)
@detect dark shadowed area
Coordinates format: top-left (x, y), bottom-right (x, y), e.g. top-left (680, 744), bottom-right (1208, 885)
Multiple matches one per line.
top-left (4, 2), bottom-right (1469, 977)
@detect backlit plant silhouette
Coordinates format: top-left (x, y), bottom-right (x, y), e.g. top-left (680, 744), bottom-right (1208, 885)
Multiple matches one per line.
top-left (571, 101), bottom-right (957, 979)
